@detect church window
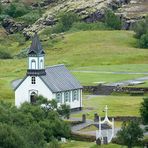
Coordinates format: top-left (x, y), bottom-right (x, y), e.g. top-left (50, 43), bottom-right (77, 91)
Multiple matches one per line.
top-left (64, 91), bottom-right (70, 103)
top-left (40, 59), bottom-right (43, 69)
top-left (31, 60), bottom-right (36, 69)
top-left (31, 77), bottom-right (36, 84)
top-left (56, 93), bottom-right (62, 103)
top-left (30, 92), bottom-right (37, 104)
top-left (72, 90), bottom-right (78, 102)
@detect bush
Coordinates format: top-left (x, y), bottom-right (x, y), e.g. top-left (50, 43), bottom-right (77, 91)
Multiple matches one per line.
top-left (140, 97), bottom-right (148, 124)
top-left (0, 14), bottom-right (9, 21)
top-left (48, 138), bottom-right (61, 148)
top-left (0, 123), bottom-right (25, 148)
top-left (134, 17), bottom-right (148, 39)
top-left (19, 10), bottom-right (42, 24)
top-left (0, 100), bottom-right (71, 147)
top-left (104, 9), bottom-right (121, 30)
top-left (0, 50), bottom-right (12, 59)
top-left (139, 33), bottom-right (148, 48)
top-left (4, 3), bottom-right (29, 18)
top-left (116, 121), bottom-right (143, 148)
top-left (52, 12), bottom-right (80, 33)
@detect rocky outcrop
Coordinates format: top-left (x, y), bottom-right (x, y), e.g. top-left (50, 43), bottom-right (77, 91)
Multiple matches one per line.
top-left (19, 0), bottom-right (147, 38)
top-left (23, 0), bottom-right (110, 38)
top-left (2, 19), bottom-right (28, 34)
top-left (117, 0), bottom-right (148, 29)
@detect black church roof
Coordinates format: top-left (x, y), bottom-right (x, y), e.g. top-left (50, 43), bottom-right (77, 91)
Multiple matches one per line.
top-left (28, 33), bottom-right (45, 55)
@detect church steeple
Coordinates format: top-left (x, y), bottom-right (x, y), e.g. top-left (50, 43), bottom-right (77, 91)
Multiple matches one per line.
top-left (27, 33), bottom-right (46, 76)
top-left (28, 32), bottom-right (45, 55)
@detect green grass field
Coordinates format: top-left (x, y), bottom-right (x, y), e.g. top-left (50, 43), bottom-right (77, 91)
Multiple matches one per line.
top-left (71, 95), bottom-right (143, 119)
top-left (0, 30), bottom-right (148, 101)
top-left (72, 71), bottom-right (147, 85)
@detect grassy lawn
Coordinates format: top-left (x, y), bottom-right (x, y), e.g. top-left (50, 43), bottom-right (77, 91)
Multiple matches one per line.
top-left (61, 141), bottom-right (141, 148)
top-left (71, 95), bottom-right (143, 119)
top-left (72, 71), bottom-right (147, 86)
top-left (73, 64), bottom-right (148, 73)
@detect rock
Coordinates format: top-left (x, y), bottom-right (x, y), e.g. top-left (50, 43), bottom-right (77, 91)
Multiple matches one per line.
top-left (83, 10), bottom-right (105, 22)
top-left (2, 18), bottom-right (28, 34)
top-left (1, 0), bottom-right (12, 3)
top-left (22, 0), bottom-right (147, 37)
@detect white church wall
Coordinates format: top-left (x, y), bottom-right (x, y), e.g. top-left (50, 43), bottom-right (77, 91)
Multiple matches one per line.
top-left (54, 89), bottom-right (82, 109)
top-left (15, 76), bottom-right (53, 107)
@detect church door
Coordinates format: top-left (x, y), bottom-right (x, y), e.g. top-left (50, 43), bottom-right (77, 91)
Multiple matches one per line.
top-left (30, 92), bottom-right (37, 104)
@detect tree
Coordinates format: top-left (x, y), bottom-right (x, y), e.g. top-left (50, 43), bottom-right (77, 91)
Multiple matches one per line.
top-left (0, 123), bottom-right (25, 148)
top-left (104, 9), bottom-right (122, 30)
top-left (140, 97), bottom-right (148, 124)
top-left (134, 17), bottom-right (148, 39)
top-left (138, 33), bottom-right (148, 48)
top-left (117, 121), bottom-right (143, 148)
top-left (58, 104), bottom-right (70, 119)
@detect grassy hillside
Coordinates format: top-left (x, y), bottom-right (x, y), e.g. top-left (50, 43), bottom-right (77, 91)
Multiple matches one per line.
top-left (71, 96), bottom-right (142, 119)
top-left (0, 30), bottom-right (148, 102)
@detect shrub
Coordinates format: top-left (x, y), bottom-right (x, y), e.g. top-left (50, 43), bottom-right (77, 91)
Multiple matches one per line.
top-left (4, 3), bottom-right (29, 18)
top-left (48, 138), bottom-right (61, 148)
top-left (140, 97), bottom-right (148, 124)
top-left (104, 9), bottom-right (121, 30)
top-left (116, 121), bottom-right (143, 148)
top-left (0, 123), bottom-right (25, 148)
top-left (0, 50), bottom-right (12, 59)
top-left (139, 33), bottom-right (148, 48)
top-left (19, 10), bottom-right (42, 24)
top-left (134, 17), bottom-right (148, 39)
top-left (0, 14), bottom-right (9, 21)
top-left (52, 12), bottom-right (80, 33)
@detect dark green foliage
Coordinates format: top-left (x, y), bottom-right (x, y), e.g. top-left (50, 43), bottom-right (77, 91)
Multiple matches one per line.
top-left (134, 17), bottom-right (148, 48)
top-left (0, 99), bottom-right (70, 147)
top-left (0, 2), bottom-right (2, 14)
top-left (4, 3), bottom-right (29, 18)
top-left (0, 50), bottom-right (12, 59)
top-left (116, 121), bottom-right (143, 148)
top-left (134, 17), bottom-right (148, 39)
top-left (104, 9), bottom-right (121, 30)
top-left (0, 123), bottom-right (25, 148)
top-left (140, 97), bottom-right (148, 124)
top-left (52, 12), bottom-right (80, 33)
top-left (19, 10), bottom-right (42, 24)
top-left (48, 138), bottom-right (61, 148)
top-left (58, 104), bottom-right (70, 119)
top-left (139, 33), bottom-right (148, 48)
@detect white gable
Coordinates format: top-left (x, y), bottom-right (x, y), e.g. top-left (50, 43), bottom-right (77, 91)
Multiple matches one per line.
top-left (15, 76), bottom-right (53, 107)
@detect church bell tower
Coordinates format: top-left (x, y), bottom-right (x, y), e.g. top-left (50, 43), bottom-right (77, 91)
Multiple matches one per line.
top-left (27, 33), bottom-right (46, 76)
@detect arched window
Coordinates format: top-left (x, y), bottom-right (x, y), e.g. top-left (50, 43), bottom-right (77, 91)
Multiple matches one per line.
top-left (30, 92), bottom-right (37, 104)
top-left (56, 93), bottom-right (62, 103)
top-left (64, 91), bottom-right (70, 103)
top-left (72, 90), bottom-right (78, 102)
top-left (31, 60), bottom-right (36, 69)
top-left (40, 59), bottom-right (43, 69)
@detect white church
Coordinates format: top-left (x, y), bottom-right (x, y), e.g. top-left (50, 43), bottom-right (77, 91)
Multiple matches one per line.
top-left (13, 33), bottom-right (83, 110)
